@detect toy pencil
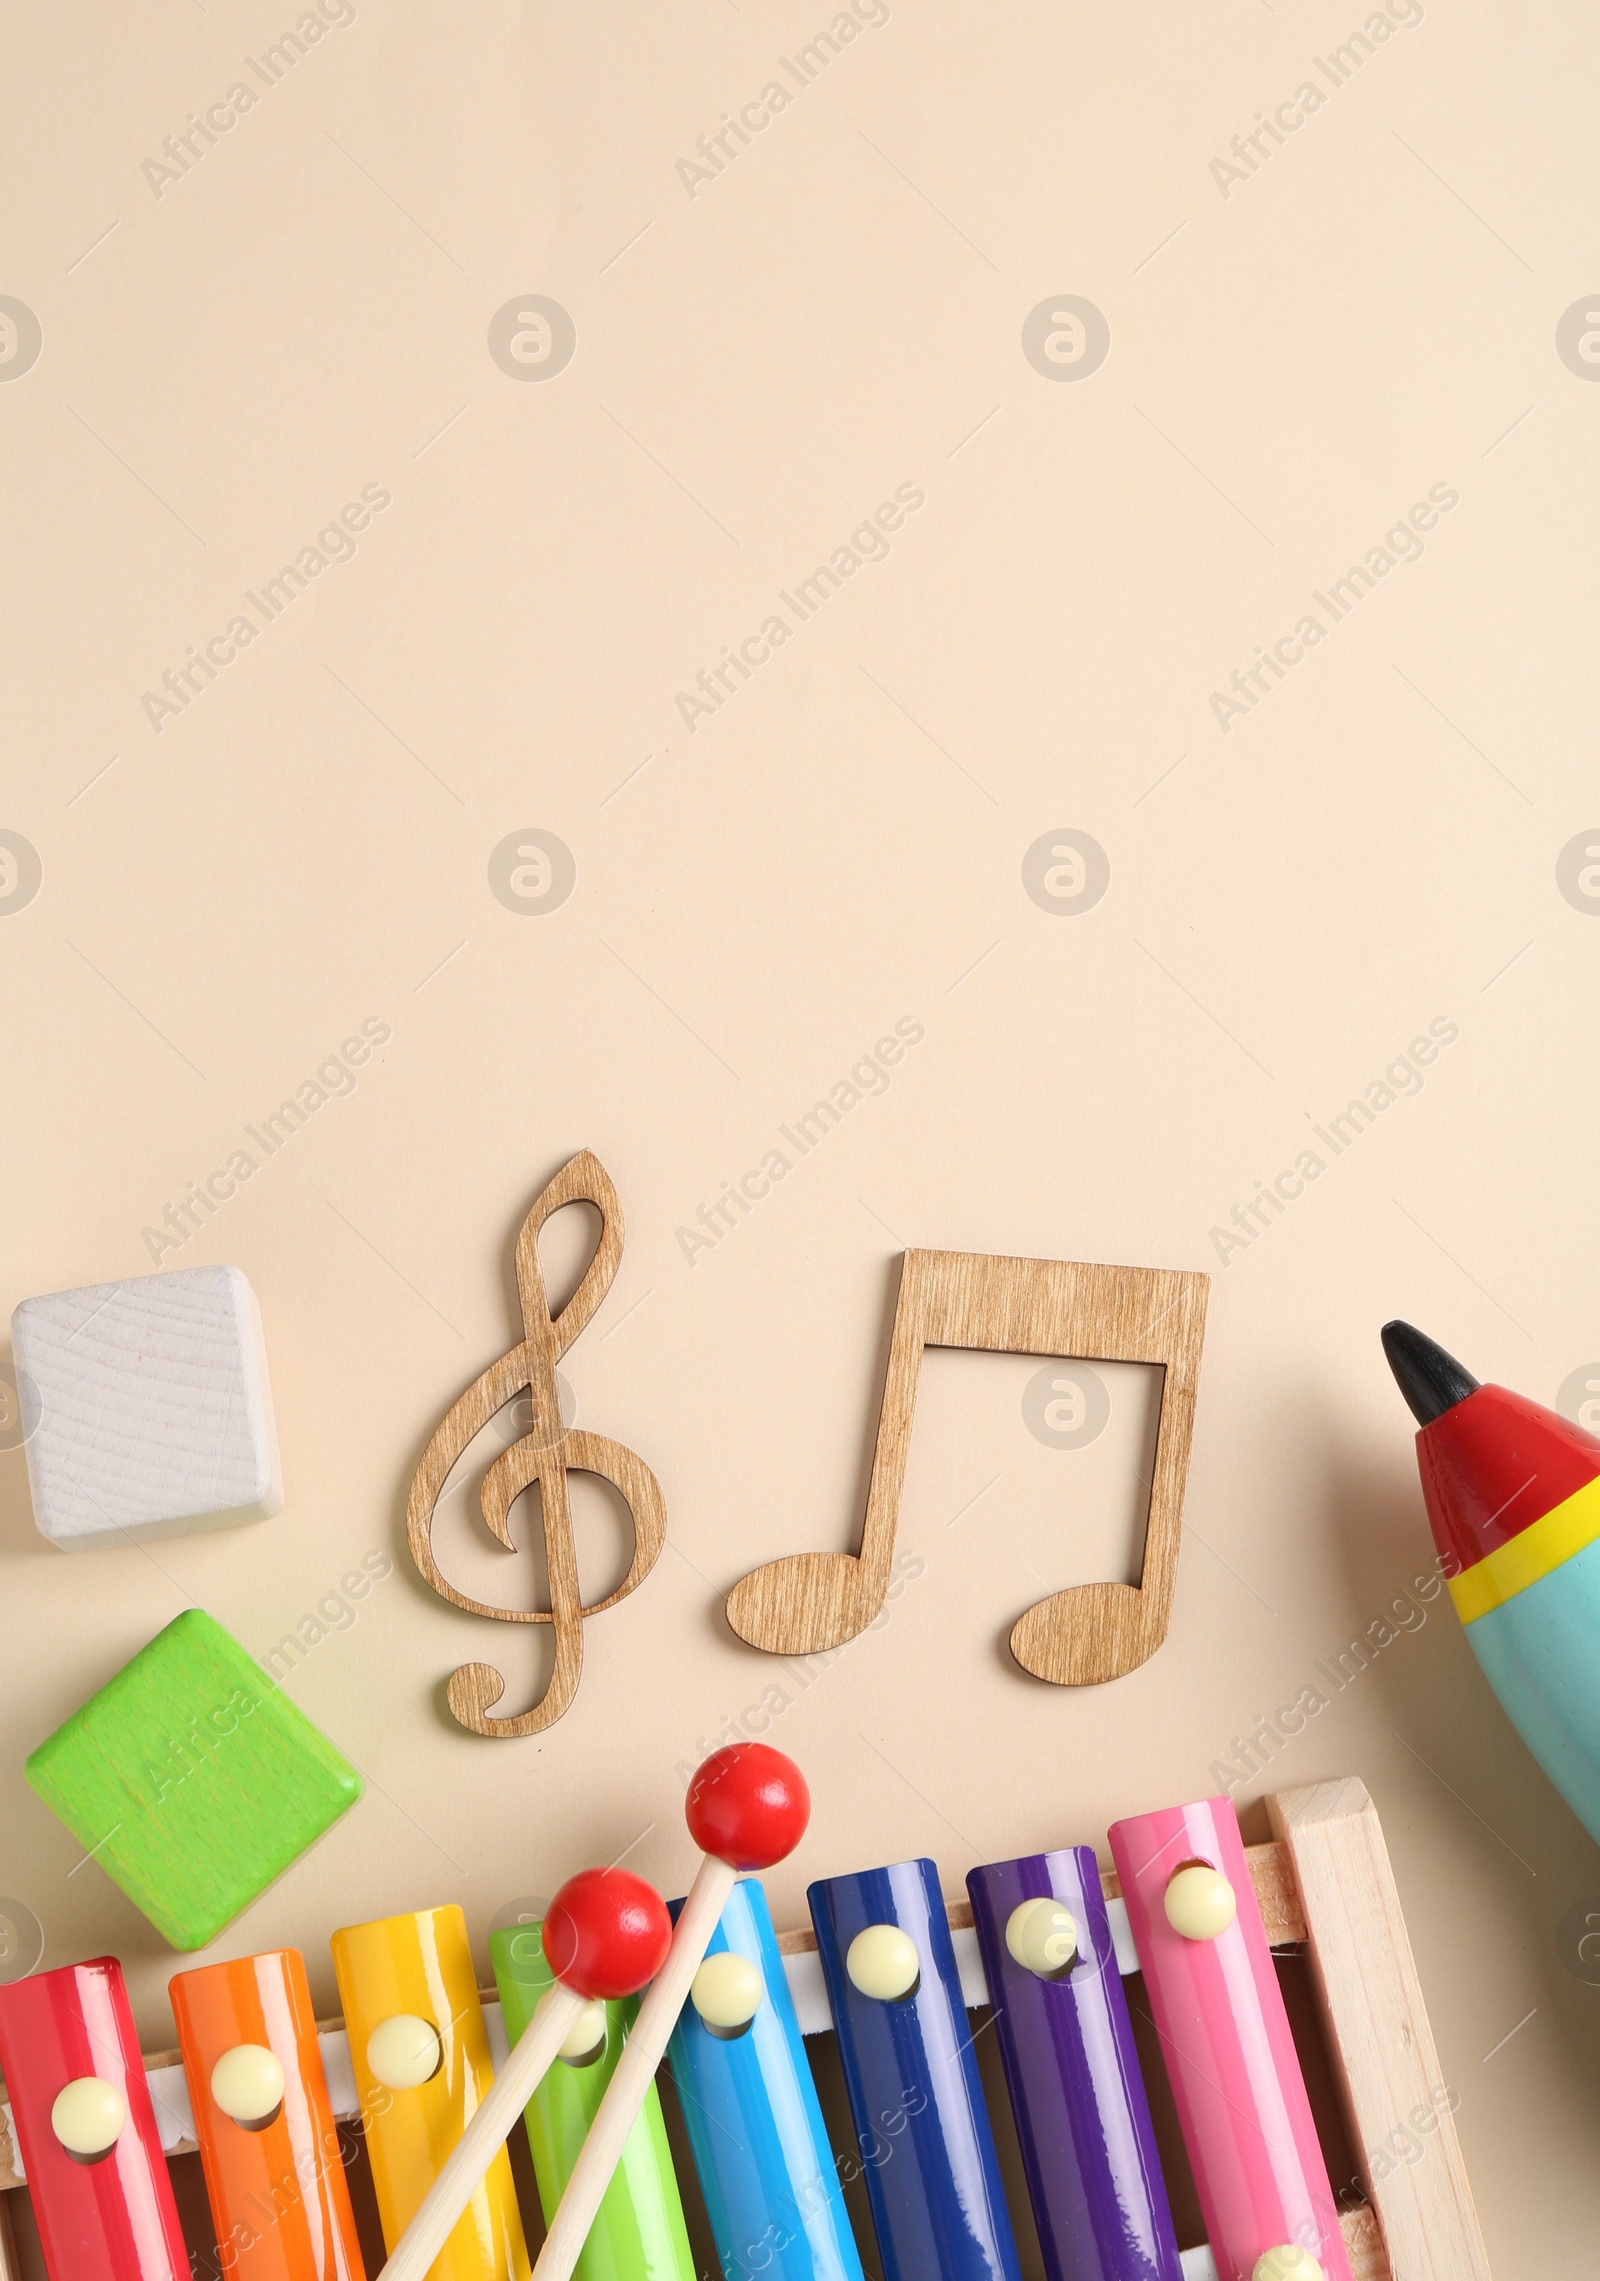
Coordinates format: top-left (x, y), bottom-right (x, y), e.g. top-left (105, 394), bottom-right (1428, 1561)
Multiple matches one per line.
top-left (1382, 1319), bottom-right (1600, 1844)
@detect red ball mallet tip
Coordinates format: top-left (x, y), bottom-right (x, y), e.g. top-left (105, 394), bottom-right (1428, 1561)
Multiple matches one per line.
top-left (685, 1743), bottom-right (810, 1871)
top-left (541, 1867), bottom-right (672, 2001)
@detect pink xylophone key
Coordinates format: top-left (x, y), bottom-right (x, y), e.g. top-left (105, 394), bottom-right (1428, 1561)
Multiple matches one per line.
top-left (1109, 1798), bottom-right (1350, 2281)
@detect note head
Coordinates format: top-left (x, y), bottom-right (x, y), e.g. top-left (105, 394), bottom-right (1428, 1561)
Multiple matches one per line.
top-left (724, 1551), bottom-right (878, 1655)
top-left (1009, 1580), bottom-right (1167, 1686)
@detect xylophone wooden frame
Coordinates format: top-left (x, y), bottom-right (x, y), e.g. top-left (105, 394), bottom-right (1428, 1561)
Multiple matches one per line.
top-left (0, 1776), bottom-right (1491, 2281)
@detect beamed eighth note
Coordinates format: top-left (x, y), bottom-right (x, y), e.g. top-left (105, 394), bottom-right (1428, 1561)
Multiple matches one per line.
top-left (724, 1249), bottom-right (1209, 1685)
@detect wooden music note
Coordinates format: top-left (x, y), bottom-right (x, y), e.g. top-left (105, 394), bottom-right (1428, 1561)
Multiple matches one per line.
top-left (725, 1249), bottom-right (1209, 1685)
top-left (407, 1151), bottom-right (665, 1737)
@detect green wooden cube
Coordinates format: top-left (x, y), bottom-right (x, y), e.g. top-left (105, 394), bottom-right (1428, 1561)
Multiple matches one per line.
top-left (26, 1609), bottom-right (362, 1950)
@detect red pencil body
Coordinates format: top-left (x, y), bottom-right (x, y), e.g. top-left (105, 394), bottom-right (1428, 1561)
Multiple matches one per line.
top-left (1416, 1381), bottom-right (1600, 1566)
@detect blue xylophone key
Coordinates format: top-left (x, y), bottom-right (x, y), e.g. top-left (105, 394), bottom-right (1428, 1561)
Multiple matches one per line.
top-left (807, 1859), bottom-right (1023, 2281)
top-left (667, 1877), bottom-right (864, 2281)
top-left (967, 1848), bottom-right (1183, 2281)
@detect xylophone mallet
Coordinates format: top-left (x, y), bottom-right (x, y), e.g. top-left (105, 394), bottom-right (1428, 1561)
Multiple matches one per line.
top-left (375, 1869), bottom-right (671, 2281)
top-left (531, 1744), bottom-right (810, 2281)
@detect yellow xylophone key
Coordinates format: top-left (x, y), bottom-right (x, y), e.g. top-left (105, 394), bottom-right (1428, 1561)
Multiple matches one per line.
top-left (331, 1906), bottom-right (530, 2281)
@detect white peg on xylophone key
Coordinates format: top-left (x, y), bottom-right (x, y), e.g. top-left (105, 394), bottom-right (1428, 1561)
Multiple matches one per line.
top-left (1164, 1861), bottom-right (1237, 1941)
top-left (844, 1922), bottom-right (921, 2001)
top-left (207, 2043), bottom-right (285, 2128)
top-left (1003, 1897), bottom-right (1079, 1980)
top-left (50, 2076), bottom-right (127, 2158)
top-left (689, 1950), bottom-right (764, 2035)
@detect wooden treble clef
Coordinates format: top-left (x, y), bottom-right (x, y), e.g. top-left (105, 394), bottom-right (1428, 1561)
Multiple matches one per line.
top-left (406, 1151), bottom-right (665, 1737)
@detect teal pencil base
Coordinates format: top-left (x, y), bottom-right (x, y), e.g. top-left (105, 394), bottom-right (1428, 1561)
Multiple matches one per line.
top-left (1467, 1534), bottom-right (1600, 1849)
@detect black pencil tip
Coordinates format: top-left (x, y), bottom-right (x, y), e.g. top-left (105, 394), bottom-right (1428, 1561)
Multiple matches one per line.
top-left (1381, 1320), bottom-right (1480, 1425)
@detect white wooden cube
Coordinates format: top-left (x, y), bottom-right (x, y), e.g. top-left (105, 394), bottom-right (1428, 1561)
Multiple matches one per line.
top-left (11, 1264), bottom-right (283, 1550)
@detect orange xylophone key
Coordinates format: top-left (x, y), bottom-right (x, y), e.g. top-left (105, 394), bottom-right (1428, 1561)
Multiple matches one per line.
top-left (170, 1949), bottom-right (367, 2281)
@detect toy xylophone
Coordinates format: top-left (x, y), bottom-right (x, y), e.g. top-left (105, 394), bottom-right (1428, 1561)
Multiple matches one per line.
top-left (0, 1763), bottom-right (1490, 2281)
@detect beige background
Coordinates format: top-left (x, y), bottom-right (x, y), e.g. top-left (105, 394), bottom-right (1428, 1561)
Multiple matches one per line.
top-left (3, 0), bottom-right (1599, 2267)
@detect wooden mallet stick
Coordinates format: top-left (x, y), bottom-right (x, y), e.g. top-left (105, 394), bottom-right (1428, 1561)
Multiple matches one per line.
top-left (374, 1868), bottom-right (670, 2281)
top-left (532, 1743), bottom-right (810, 2281)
